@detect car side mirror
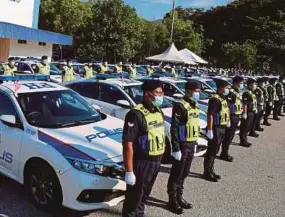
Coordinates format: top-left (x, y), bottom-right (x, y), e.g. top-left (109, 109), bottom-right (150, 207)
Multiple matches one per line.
top-left (117, 100), bottom-right (131, 108)
top-left (0, 115), bottom-right (22, 129)
top-left (173, 93), bottom-right (183, 99)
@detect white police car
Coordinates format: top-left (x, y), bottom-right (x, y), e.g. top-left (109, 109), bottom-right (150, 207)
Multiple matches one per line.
top-left (0, 75), bottom-right (126, 212)
top-left (64, 75), bottom-right (208, 157)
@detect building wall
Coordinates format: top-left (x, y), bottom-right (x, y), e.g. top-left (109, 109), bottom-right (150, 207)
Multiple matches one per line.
top-left (0, 0), bottom-right (39, 28)
top-left (0, 38), bottom-right (10, 62)
top-left (9, 39), bottom-right (53, 61)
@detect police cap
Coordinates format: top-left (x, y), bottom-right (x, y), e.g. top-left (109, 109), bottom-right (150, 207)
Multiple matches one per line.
top-left (41, 55), bottom-right (48, 60)
top-left (8, 57), bottom-right (15, 62)
top-left (142, 80), bottom-right (162, 92)
top-left (185, 81), bottom-right (201, 91)
top-left (269, 77), bottom-right (278, 84)
top-left (257, 77), bottom-right (264, 83)
top-left (215, 79), bottom-right (229, 89)
top-left (247, 78), bottom-right (257, 86)
top-left (262, 77), bottom-right (269, 82)
top-left (232, 76), bottom-right (244, 84)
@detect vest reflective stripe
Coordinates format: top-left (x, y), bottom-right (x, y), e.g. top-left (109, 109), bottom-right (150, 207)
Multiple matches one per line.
top-left (3, 64), bottom-right (17, 75)
top-left (248, 90), bottom-right (257, 112)
top-left (147, 68), bottom-right (154, 75)
top-left (230, 89), bottom-right (242, 115)
top-left (130, 67), bottom-right (137, 78)
top-left (212, 94), bottom-right (229, 126)
top-left (62, 66), bottom-right (75, 82)
top-left (277, 82), bottom-right (284, 96)
top-left (263, 86), bottom-right (268, 101)
top-left (256, 87), bottom-right (264, 106)
top-left (272, 85), bottom-right (278, 101)
top-left (115, 65), bottom-right (123, 73)
top-left (100, 65), bottom-right (108, 73)
top-left (179, 99), bottom-right (200, 142)
top-left (84, 66), bottom-right (93, 78)
top-left (38, 63), bottom-right (50, 75)
top-left (134, 104), bottom-right (165, 156)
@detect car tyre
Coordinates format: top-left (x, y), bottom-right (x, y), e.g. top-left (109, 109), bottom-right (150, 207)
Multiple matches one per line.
top-left (26, 162), bottom-right (63, 213)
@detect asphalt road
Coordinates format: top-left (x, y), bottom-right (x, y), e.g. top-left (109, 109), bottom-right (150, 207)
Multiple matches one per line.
top-left (1, 117), bottom-right (285, 217)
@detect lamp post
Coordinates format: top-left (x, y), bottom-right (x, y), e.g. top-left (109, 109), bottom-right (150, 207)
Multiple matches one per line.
top-left (170, 0), bottom-right (175, 42)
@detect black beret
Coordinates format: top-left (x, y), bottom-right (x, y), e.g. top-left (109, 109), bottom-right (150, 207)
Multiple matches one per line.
top-left (142, 80), bottom-right (162, 92)
top-left (247, 78), bottom-right (256, 86)
top-left (257, 77), bottom-right (264, 83)
top-left (262, 77), bottom-right (269, 82)
top-left (41, 56), bottom-right (48, 60)
top-left (215, 79), bottom-right (229, 88)
top-left (8, 57), bottom-right (15, 62)
top-left (269, 77), bottom-right (278, 84)
top-left (185, 81), bottom-right (201, 90)
top-left (232, 76), bottom-right (244, 84)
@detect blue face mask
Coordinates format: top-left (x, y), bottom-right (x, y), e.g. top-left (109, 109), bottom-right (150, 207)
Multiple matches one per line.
top-left (239, 84), bottom-right (244, 91)
top-left (152, 96), bottom-right (164, 107)
top-left (192, 92), bottom-right (200, 101)
top-left (223, 88), bottom-right (230, 96)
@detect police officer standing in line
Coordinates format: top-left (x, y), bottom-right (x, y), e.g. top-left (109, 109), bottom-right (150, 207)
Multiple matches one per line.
top-left (129, 63), bottom-right (137, 78)
top-left (221, 76), bottom-right (245, 162)
top-left (269, 78), bottom-right (280, 121)
top-left (167, 81), bottom-right (201, 214)
top-left (239, 78), bottom-right (257, 147)
top-left (114, 62), bottom-right (123, 73)
top-left (249, 78), bottom-right (265, 134)
top-left (147, 64), bottom-right (154, 76)
top-left (3, 57), bottom-right (17, 76)
top-left (263, 77), bottom-right (273, 126)
top-left (122, 80), bottom-right (165, 217)
top-left (36, 56), bottom-right (50, 75)
top-left (276, 76), bottom-right (285, 117)
top-left (62, 59), bottom-right (76, 82)
top-left (204, 79), bottom-right (230, 182)
top-left (83, 62), bottom-right (94, 79)
top-left (99, 61), bottom-right (109, 74)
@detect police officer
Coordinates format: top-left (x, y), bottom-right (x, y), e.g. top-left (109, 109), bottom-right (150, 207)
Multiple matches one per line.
top-left (62, 59), bottom-right (76, 82)
top-left (249, 78), bottom-right (265, 134)
top-left (3, 57), bottom-right (17, 76)
top-left (122, 80), bottom-right (165, 217)
top-left (276, 76), bottom-right (285, 117)
top-left (204, 79), bottom-right (230, 182)
top-left (129, 63), bottom-right (137, 78)
top-left (147, 65), bottom-right (154, 76)
top-left (114, 62), bottom-right (123, 73)
top-left (269, 78), bottom-right (280, 121)
top-left (167, 81), bottom-right (201, 214)
top-left (239, 78), bottom-right (257, 147)
top-left (83, 62), bottom-right (94, 79)
top-left (221, 76), bottom-right (245, 162)
top-left (37, 56), bottom-right (50, 75)
top-left (99, 61), bottom-right (109, 73)
top-left (263, 77), bottom-right (273, 126)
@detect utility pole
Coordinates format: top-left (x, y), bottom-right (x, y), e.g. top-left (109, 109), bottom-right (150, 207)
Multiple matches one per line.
top-left (170, 0), bottom-right (175, 43)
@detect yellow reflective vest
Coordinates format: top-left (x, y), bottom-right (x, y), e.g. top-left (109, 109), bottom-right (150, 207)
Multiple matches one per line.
top-left (229, 89), bottom-right (242, 115)
top-left (62, 66), bottom-right (75, 82)
top-left (179, 99), bottom-right (200, 142)
top-left (134, 104), bottom-right (165, 156)
top-left (130, 67), bottom-right (137, 78)
top-left (100, 65), bottom-right (108, 73)
top-left (115, 65), bottom-right (123, 73)
top-left (37, 63), bottom-right (50, 75)
top-left (3, 64), bottom-right (17, 75)
top-left (247, 90), bottom-right (257, 112)
top-left (212, 94), bottom-right (229, 126)
top-left (84, 66), bottom-right (93, 79)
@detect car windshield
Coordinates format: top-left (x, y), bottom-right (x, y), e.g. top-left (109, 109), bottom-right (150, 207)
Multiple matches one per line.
top-left (176, 82), bottom-right (186, 92)
top-left (200, 90), bottom-right (210, 100)
top-left (50, 63), bottom-right (62, 75)
top-left (206, 80), bottom-right (217, 90)
top-left (124, 85), bottom-right (173, 108)
top-left (17, 90), bottom-right (101, 128)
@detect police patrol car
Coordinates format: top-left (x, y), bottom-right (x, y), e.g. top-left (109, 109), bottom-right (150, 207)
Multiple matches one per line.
top-left (64, 75), bottom-right (208, 157)
top-left (0, 75), bottom-right (126, 212)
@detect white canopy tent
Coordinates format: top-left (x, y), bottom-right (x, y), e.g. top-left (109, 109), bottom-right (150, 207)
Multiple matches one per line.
top-left (146, 43), bottom-right (197, 65)
top-left (178, 48), bottom-right (208, 64)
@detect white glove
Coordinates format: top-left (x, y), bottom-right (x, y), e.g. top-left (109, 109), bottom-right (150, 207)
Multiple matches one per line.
top-left (172, 151), bottom-right (182, 161)
top-left (227, 121), bottom-right (231, 128)
top-left (269, 102), bottom-right (273, 106)
top-left (207, 130), bottom-right (214, 140)
top-left (125, 172), bottom-right (136, 186)
top-left (242, 113), bottom-right (247, 120)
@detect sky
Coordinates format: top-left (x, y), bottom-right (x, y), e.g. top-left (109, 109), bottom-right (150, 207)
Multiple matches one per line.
top-left (124, 0), bottom-right (233, 20)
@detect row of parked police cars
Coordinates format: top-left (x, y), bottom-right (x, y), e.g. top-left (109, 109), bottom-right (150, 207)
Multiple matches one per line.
top-left (0, 61), bottom-right (255, 213)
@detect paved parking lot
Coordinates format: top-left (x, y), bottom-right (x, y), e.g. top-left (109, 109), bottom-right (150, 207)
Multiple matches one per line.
top-left (1, 117), bottom-right (285, 217)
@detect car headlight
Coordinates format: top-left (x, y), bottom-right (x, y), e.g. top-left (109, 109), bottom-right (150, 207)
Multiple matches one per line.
top-left (66, 157), bottom-right (125, 179)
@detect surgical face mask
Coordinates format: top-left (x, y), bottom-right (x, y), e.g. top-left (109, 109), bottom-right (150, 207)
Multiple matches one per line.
top-left (223, 88), bottom-right (230, 96)
top-left (42, 60), bottom-right (48, 64)
top-left (192, 92), bottom-right (200, 101)
top-left (152, 96), bottom-right (164, 107)
top-left (238, 84), bottom-right (244, 91)
top-left (10, 61), bottom-right (15, 66)
top-left (252, 84), bottom-right (257, 90)
top-left (262, 83), bottom-right (266, 88)
top-left (282, 80), bottom-right (285, 84)
top-left (67, 62), bottom-right (72, 67)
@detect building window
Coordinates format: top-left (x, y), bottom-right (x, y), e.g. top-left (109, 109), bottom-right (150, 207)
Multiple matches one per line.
top-left (18, 40), bottom-right (27, 44)
top-left (38, 42), bottom-right (47, 46)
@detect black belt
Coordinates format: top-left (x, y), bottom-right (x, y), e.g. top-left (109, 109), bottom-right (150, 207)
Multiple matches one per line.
top-left (134, 155), bottom-right (162, 161)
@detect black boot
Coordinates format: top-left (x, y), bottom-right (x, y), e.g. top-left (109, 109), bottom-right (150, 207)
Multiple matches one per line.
top-left (168, 195), bottom-right (184, 214)
top-left (203, 157), bottom-right (219, 182)
top-left (263, 119), bottom-right (271, 126)
top-left (220, 152), bottom-right (234, 162)
top-left (273, 116), bottom-right (280, 121)
top-left (278, 113), bottom-right (285, 117)
top-left (177, 194), bottom-right (193, 209)
top-left (248, 131), bottom-right (259, 138)
top-left (256, 127), bottom-right (264, 132)
top-left (211, 159), bottom-right (221, 180)
top-left (240, 141), bottom-right (252, 148)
